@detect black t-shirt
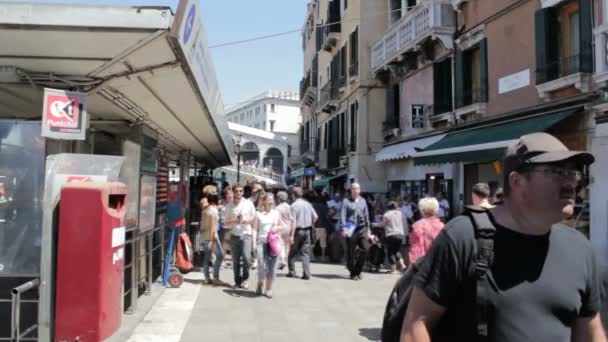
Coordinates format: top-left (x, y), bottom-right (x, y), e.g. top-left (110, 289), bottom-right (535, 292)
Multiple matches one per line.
top-left (413, 214), bottom-right (601, 342)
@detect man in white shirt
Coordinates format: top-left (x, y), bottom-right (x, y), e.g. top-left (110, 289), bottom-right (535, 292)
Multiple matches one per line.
top-left (224, 183), bottom-right (256, 289)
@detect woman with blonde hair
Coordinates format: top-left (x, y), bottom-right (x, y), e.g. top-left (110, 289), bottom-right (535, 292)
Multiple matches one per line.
top-left (252, 193), bottom-right (283, 298)
top-left (408, 197), bottom-right (445, 264)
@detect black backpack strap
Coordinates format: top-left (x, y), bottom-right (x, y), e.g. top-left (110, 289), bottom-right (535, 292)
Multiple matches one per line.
top-left (465, 205), bottom-right (496, 341)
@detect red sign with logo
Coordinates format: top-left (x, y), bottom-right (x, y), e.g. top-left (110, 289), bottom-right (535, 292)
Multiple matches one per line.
top-left (42, 88), bottom-right (87, 140)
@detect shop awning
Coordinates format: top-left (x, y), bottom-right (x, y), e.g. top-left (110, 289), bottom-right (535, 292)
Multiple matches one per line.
top-left (0, 1), bottom-right (233, 167)
top-left (312, 173), bottom-right (346, 188)
top-left (290, 168), bottom-right (306, 178)
top-left (414, 109), bottom-right (578, 165)
top-left (376, 133), bottom-right (447, 162)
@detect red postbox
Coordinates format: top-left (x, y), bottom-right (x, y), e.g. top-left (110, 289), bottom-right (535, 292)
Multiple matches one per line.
top-left (55, 182), bottom-right (127, 342)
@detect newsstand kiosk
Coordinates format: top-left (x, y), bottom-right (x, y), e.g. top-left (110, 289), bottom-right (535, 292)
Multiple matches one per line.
top-left (38, 154), bottom-right (127, 342)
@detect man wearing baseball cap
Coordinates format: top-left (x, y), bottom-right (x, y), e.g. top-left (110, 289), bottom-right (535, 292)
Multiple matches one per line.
top-left (401, 133), bottom-right (605, 341)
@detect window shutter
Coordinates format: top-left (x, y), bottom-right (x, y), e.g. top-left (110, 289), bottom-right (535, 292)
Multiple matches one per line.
top-left (534, 8), bottom-right (559, 84)
top-left (341, 44), bottom-right (347, 78)
top-left (340, 112), bottom-right (346, 152)
top-left (455, 49), bottom-right (465, 108)
top-left (316, 22), bottom-right (323, 52)
top-left (579, 0), bottom-right (593, 73)
top-left (350, 27), bottom-right (359, 64)
top-left (479, 39), bottom-right (489, 102)
top-left (386, 84), bottom-right (396, 126)
top-left (312, 54), bottom-right (319, 87)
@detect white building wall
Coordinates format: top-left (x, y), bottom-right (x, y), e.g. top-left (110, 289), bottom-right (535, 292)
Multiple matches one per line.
top-left (225, 91), bottom-right (301, 133)
top-left (266, 104), bottom-right (301, 133)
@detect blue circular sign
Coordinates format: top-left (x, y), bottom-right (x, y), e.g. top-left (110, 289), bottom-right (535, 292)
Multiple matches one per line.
top-left (183, 3), bottom-right (196, 45)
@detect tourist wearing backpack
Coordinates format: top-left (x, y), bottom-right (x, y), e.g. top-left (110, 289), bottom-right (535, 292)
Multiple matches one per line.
top-left (396, 133), bottom-right (604, 341)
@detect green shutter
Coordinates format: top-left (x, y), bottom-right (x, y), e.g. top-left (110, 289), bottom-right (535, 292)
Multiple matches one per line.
top-left (579, 0), bottom-right (593, 73)
top-left (535, 9), bottom-right (548, 84)
top-left (535, 8), bottom-right (559, 84)
top-left (455, 49), bottom-right (465, 108)
top-left (433, 61), bottom-right (441, 112)
top-left (479, 39), bottom-right (489, 102)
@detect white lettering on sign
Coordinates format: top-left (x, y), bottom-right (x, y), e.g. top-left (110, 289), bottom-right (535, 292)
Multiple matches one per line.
top-left (112, 226), bottom-right (126, 248)
top-left (113, 248), bottom-right (124, 265)
top-left (498, 69), bottom-right (530, 94)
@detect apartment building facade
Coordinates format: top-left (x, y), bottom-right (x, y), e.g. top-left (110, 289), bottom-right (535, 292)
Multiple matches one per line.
top-left (375, 0), bottom-right (596, 218)
top-left (298, 0), bottom-right (389, 192)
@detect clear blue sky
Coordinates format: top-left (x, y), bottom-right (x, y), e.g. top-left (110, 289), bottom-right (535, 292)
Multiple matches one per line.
top-left (24, 0), bottom-right (307, 107)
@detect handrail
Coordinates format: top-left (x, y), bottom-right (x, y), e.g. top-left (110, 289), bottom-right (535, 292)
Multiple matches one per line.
top-left (11, 279), bottom-right (40, 342)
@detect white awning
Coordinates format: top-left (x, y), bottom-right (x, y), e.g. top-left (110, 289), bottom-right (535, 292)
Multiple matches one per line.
top-left (0, 1), bottom-right (233, 167)
top-left (376, 134), bottom-right (447, 162)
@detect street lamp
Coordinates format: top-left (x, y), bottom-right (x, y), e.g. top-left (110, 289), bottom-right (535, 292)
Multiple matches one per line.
top-left (235, 134), bottom-right (242, 183)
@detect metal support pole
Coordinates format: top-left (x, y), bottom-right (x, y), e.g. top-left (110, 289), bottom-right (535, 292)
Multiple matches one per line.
top-left (237, 152), bottom-right (241, 183)
top-left (146, 233), bottom-right (153, 295)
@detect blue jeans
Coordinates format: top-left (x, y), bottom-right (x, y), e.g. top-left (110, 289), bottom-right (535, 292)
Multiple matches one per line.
top-left (201, 239), bottom-right (224, 280)
top-left (256, 243), bottom-right (278, 281)
top-left (231, 234), bottom-right (252, 285)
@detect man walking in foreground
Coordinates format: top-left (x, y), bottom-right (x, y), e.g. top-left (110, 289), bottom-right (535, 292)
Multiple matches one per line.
top-left (224, 184), bottom-right (256, 289)
top-left (401, 133), bottom-right (605, 341)
top-left (340, 182), bottom-right (370, 281)
top-left (287, 187), bottom-right (318, 280)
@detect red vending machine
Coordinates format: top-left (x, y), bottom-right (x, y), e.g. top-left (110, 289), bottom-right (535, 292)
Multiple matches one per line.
top-left (55, 182), bottom-right (127, 342)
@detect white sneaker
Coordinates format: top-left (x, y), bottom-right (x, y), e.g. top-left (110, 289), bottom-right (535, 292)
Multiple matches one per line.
top-left (242, 280), bottom-right (249, 289)
top-left (266, 290), bottom-right (273, 298)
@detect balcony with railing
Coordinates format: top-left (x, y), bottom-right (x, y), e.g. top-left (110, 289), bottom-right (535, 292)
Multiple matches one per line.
top-left (371, 0), bottom-right (456, 72)
top-left (536, 53), bottom-right (593, 99)
top-left (322, 21), bottom-right (341, 52)
top-left (454, 87), bottom-right (488, 119)
top-left (383, 119), bottom-right (401, 140)
top-left (328, 147), bottom-right (345, 169)
top-left (300, 72), bottom-right (317, 106)
top-left (429, 98), bottom-right (454, 125)
top-left (300, 138), bottom-right (319, 163)
top-left (319, 81), bottom-right (340, 113)
top-left (349, 61), bottom-right (358, 78)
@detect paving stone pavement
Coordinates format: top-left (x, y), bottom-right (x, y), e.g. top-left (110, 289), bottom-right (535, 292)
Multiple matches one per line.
top-left (126, 262), bottom-right (399, 342)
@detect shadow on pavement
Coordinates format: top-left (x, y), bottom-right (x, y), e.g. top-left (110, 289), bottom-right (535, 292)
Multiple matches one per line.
top-left (183, 279), bottom-right (204, 285)
top-left (358, 327), bottom-right (381, 341)
top-left (222, 288), bottom-right (261, 298)
top-left (311, 273), bottom-right (350, 280)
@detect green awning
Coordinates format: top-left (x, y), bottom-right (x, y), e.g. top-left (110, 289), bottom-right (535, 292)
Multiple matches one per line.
top-left (414, 148), bottom-right (506, 165)
top-left (414, 109), bottom-right (578, 165)
top-left (312, 173), bottom-right (346, 188)
top-left (290, 168), bottom-right (305, 178)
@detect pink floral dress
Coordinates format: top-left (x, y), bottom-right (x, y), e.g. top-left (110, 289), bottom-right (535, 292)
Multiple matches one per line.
top-left (408, 216), bottom-right (445, 263)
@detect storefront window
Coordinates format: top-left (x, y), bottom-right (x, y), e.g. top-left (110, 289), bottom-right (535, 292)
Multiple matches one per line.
top-left (139, 174), bottom-right (157, 232)
top-left (0, 121), bottom-right (45, 275)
